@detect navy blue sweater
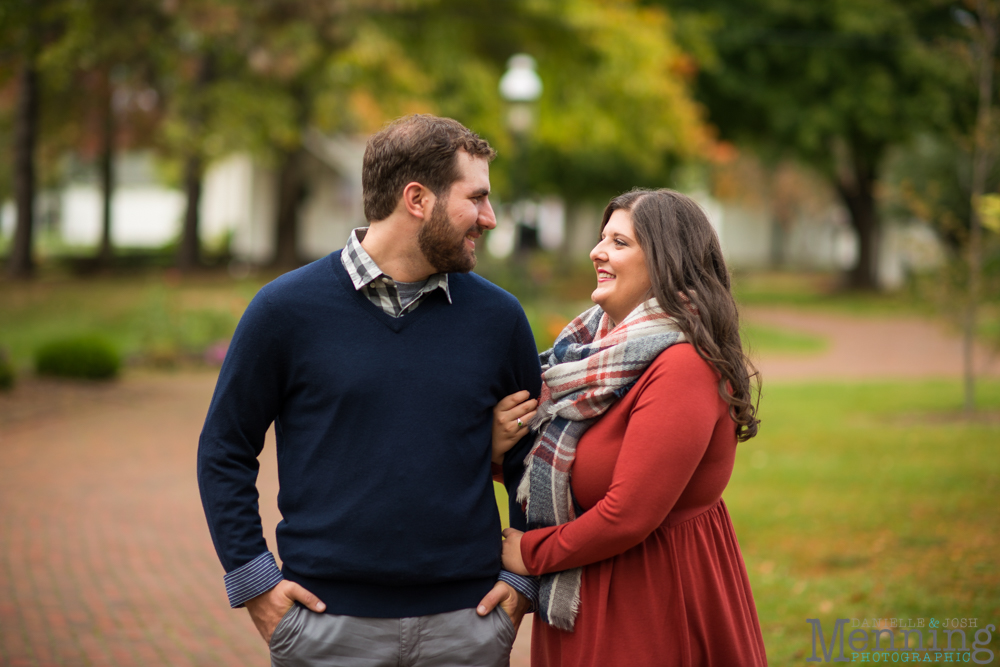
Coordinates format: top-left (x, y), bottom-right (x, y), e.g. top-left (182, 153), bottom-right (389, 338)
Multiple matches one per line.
top-left (197, 252), bottom-right (541, 617)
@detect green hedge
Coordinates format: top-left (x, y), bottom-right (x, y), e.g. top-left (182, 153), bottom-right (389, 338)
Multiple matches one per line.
top-left (35, 336), bottom-right (121, 380)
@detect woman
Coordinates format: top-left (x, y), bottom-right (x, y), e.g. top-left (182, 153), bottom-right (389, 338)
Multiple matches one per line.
top-left (493, 189), bottom-right (767, 666)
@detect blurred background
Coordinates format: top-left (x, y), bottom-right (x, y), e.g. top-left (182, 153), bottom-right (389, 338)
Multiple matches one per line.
top-left (1, 0), bottom-right (998, 665)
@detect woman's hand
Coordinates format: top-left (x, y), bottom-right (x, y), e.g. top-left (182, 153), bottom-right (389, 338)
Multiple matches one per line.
top-left (501, 528), bottom-right (529, 575)
top-left (492, 390), bottom-right (538, 464)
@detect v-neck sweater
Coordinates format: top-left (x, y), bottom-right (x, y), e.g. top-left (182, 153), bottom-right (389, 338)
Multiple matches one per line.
top-left (197, 251), bottom-right (541, 618)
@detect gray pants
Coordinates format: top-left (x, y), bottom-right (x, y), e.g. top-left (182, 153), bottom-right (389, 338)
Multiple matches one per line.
top-left (269, 604), bottom-right (517, 667)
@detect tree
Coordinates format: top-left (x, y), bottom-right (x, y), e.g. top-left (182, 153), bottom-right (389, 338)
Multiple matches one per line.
top-left (227, 1), bottom-right (386, 268)
top-left (668, 0), bottom-right (962, 289)
top-left (9, 59), bottom-right (39, 280)
top-left (2, 0), bottom-right (44, 279)
top-left (378, 0), bottom-right (712, 204)
top-left (195, 1), bottom-right (396, 268)
top-left (43, 0), bottom-right (169, 267)
top-left (529, 1), bottom-right (711, 201)
top-left (2, 0), bottom-right (708, 273)
top-left (963, 0), bottom-right (999, 411)
top-left (158, 0), bottom-right (234, 272)
top-left (175, 53), bottom-right (215, 272)
top-left (880, 2), bottom-right (999, 410)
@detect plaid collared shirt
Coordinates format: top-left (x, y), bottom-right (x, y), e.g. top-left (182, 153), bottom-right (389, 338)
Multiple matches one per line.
top-left (341, 227), bottom-right (452, 317)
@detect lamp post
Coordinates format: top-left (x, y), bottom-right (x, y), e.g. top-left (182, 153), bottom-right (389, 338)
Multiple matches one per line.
top-left (499, 54), bottom-right (542, 252)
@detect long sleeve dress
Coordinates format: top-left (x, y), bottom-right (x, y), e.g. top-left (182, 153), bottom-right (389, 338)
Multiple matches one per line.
top-left (519, 343), bottom-right (768, 667)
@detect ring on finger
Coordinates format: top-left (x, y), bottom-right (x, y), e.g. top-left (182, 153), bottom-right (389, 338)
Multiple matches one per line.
top-left (516, 418), bottom-right (524, 428)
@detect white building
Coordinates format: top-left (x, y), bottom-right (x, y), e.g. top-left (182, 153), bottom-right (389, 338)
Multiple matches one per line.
top-left (203, 131), bottom-right (366, 264)
top-left (0, 133), bottom-right (368, 265)
top-left (0, 140), bottom-right (945, 288)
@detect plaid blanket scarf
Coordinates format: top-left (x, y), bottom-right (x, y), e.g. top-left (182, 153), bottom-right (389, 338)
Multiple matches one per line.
top-left (516, 298), bottom-right (685, 631)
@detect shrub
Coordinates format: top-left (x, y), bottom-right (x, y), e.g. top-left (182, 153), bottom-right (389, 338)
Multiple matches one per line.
top-left (0, 348), bottom-right (13, 390)
top-left (35, 336), bottom-right (121, 380)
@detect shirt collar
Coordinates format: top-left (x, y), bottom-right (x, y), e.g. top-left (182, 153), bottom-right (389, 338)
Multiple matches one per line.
top-left (341, 227), bottom-right (452, 303)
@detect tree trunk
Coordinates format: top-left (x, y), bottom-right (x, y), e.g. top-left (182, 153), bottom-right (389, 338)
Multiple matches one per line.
top-left (177, 154), bottom-right (203, 271)
top-left (834, 152), bottom-right (880, 290)
top-left (97, 72), bottom-right (115, 265)
top-left (769, 217), bottom-right (787, 268)
top-left (272, 148), bottom-right (304, 268)
top-left (270, 81), bottom-right (312, 270)
top-left (176, 53), bottom-right (215, 272)
top-left (8, 62), bottom-right (38, 279)
top-left (963, 0), bottom-right (998, 413)
top-left (770, 165), bottom-right (795, 268)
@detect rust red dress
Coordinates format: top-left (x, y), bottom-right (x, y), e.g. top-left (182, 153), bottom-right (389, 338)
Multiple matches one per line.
top-left (519, 344), bottom-right (767, 667)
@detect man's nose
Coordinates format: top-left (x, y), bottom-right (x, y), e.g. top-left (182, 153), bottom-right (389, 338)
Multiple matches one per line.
top-left (480, 200), bottom-right (497, 230)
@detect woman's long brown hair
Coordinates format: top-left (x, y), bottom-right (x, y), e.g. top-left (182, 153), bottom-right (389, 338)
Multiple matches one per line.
top-left (601, 188), bottom-right (760, 441)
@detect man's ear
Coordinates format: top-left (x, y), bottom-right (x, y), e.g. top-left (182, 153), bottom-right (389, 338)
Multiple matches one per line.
top-left (401, 181), bottom-right (435, 220)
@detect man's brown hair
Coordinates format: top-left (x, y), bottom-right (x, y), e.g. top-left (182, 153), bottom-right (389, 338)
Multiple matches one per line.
top-left (362, 115), bottom-right (496, 222)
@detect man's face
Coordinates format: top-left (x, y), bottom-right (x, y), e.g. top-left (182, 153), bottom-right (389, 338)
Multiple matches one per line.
top-left (417, 151), bottom-right (496, 273)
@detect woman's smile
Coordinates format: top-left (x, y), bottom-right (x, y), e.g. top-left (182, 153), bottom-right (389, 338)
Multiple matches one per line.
top-left (590, 209), bottom-right (652, 325)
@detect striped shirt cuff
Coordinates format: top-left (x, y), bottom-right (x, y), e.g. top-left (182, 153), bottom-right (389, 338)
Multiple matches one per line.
top-left (224, 552), bottom-right (284, 608)
top-left (498, 570), bottom-right (539, 612)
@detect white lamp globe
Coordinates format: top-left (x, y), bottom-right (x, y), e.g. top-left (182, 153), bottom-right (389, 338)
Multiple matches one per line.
top-left (499, 54), bottom-right (542, 102)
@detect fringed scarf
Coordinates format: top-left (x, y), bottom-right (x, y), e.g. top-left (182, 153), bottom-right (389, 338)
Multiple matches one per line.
top-left (516, 298), bottom-right (685, 631)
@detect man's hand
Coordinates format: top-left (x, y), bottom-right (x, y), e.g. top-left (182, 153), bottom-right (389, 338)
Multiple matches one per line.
top-left (475, 580), bottom-right (531, 631)
top-left (244, 580), bottom-right (326, 645)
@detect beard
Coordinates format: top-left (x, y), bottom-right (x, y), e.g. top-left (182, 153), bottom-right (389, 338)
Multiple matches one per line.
top-left (417, 197), bottom-right (483, 273)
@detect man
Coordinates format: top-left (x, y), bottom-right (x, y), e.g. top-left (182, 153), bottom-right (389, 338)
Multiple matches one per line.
top-left (197, 114), bottom-right (541, 667)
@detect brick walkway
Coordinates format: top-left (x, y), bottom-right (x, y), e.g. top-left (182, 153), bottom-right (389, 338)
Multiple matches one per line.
top-left (743, 306), bottom-right (1000, 381)
top-left (1, 308), bottom-right (994, 666)
top-left (0, 373), bottom-right (531, 666)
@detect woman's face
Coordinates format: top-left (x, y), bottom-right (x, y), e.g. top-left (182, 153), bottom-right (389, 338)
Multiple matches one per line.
top-left (590, 209), bottom-right (652, 326)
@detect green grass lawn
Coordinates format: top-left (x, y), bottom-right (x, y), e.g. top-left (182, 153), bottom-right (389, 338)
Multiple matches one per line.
top-left (0, 278), bottom-right (831, 367)
top-left (742, 322), bottom-right (828, 355)
top-left (496, 379), bottom-right (999, 664)
top-left (11, 269), bottom-right (996, 371)
top-left (727, 379), bottom-right (1000, 664)
top-left (2, 266), bottom-right (995, 363)
top-left (0, 274), bottom-right (270, 370)
top-left (520, 301), bottom-right (830, 355)
top-left (732, 270), bottom-right (934, 316)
